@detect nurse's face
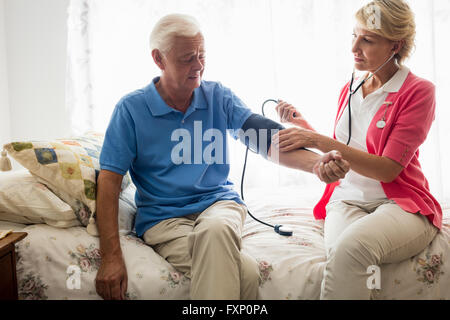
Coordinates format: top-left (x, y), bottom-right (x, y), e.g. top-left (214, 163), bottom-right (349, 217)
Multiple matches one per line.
top-left (158, 34), bottom-right (205, 94)
top-left (351, 25), bottom-right (396, 72)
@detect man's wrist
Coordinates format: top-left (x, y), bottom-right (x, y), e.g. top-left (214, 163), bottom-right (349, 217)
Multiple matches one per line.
top-left (300, 148), bottom-right (321, 173)
top-left (101, 247), bottom-right (123, 261)
top-left (99, 234), bottom-right (123, 260)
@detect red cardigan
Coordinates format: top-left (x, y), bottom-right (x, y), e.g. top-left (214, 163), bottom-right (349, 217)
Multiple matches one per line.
top-left (313, 71), bottom-right (443, 230)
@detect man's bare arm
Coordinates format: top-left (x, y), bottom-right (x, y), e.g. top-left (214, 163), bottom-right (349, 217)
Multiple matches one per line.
top-left (267, 144), bottom-right (318, 172)
top-left (95, 169), bottom-right (128, 300)
top-left (96, 170), bottom-right (122, 257)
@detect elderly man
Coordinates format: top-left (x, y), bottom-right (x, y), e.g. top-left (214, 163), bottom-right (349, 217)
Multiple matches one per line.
top-left (95, 14), bottom-right (349, 300)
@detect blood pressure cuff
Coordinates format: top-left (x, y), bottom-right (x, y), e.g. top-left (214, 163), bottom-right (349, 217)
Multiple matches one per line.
top-left (238, 113), bottom-right (286, 159)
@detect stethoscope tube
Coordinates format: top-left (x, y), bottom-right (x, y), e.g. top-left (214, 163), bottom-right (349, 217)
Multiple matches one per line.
top-left (240, 99), bottom-right (293, 237)
top-left (346, 53), bottom-right (396, 145)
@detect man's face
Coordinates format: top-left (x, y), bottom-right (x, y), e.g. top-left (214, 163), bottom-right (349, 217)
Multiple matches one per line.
top-left (161, 34), bottom-right (205, 93)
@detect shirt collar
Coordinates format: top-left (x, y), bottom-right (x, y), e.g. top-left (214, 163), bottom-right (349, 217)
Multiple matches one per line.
top-left (382, 65), bottom-right (410, 93)
top-left (144, 77), bottom-right (206, 117)
top-left (354, 65), bottom-right (410, 95)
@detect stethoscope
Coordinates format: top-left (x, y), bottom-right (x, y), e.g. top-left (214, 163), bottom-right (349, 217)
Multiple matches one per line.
top-left (345, 52), bottom-right (396, 145)
top-left (240, 53), bottom-right (397, 237)
top-left (239, 99), bottom-right (294, 237)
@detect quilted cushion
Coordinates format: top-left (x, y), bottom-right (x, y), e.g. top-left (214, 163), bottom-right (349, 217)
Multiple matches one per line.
top-left (3, 132), bottom-right (130, 226)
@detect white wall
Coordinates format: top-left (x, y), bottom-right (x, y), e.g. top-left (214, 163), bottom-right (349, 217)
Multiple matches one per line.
top-left (4, 0), bottom-right (70, 142)
top-left (0, 0), bottom-right (10, 146)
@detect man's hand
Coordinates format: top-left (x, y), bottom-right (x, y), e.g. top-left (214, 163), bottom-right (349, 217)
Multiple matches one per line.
top-left (313, 150), bottom-right (350, 184)
top-left (95, 254), bottom-right (128, 300)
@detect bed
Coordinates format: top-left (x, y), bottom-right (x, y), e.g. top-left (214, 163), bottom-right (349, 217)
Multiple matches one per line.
top-left (1, 133), bottom-right (449, 300)
top-left (0, 185), bottom-right (448, 300)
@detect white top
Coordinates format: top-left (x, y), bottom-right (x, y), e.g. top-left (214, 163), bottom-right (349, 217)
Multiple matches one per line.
top-left (329, 66), bottom-right (410, 203)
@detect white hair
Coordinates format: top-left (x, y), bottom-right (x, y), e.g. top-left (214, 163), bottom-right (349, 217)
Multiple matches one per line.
top-left (150, 14), bottom-right (202, 54)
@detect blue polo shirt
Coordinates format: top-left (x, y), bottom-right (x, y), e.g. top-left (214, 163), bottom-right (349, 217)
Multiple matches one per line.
top-left (100, 77), bottom-right (253, 237)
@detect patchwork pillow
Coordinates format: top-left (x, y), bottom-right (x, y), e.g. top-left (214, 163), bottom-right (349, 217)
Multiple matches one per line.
top-left (3, 132), bottom-right (131, 227)
top-left (0, 170), bottom-right (80, 228)
top-left (32, 175), bottom-right (137, 235)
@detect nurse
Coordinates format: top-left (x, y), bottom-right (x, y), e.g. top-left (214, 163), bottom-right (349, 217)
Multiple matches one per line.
top-left (273, 0), bottom-right (442, 299)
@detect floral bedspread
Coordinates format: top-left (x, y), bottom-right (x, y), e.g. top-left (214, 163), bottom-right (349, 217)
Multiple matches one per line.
top-left (9, 191), bottom-right (450, 300)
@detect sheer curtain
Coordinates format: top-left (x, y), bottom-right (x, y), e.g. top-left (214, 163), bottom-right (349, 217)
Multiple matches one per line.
top-left (66, 0), bottom-right (450, 206)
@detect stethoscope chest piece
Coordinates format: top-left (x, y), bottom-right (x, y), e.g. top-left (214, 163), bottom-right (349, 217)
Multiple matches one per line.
top-left (376, 101), bottom-right (392, 129)
top-left (376, 120), bottom-right (386, 129)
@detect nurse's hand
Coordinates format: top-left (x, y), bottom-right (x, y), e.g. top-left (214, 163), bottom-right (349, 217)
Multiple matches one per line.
top-left (275, 100), bottom-right (315, 131)
top-left (313, 150), bottom-right (350, 184)
top-left (272, 127), bottom-right (315, 152)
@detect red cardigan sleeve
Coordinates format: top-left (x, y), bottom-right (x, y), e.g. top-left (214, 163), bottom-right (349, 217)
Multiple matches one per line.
top-left (382, 80), bottom-right (436, 167)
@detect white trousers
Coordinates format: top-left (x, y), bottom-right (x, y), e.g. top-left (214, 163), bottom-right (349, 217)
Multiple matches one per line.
top-left (320, 199), bottom-right (438, 299)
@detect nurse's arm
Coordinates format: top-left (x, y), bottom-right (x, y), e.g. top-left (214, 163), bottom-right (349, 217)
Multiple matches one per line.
top-left (267, 144), bottom-right (350, 183)
top-left (313, 133), bottom-right (403, 183)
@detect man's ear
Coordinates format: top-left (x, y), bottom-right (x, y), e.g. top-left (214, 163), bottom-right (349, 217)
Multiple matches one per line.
top-left (152, 49), bottom-right (165, 70)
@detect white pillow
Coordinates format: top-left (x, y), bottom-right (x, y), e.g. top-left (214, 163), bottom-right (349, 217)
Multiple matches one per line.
top-left (33, 174), bottom-right (138, 236)
top-left (0, 170), bottom-right (81, 228)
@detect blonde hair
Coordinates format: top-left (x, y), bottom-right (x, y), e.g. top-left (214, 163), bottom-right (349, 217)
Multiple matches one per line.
top-left (355, 0), bottom-right (416, 65)
top-left (150, 14), bottom-right (202, 54)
